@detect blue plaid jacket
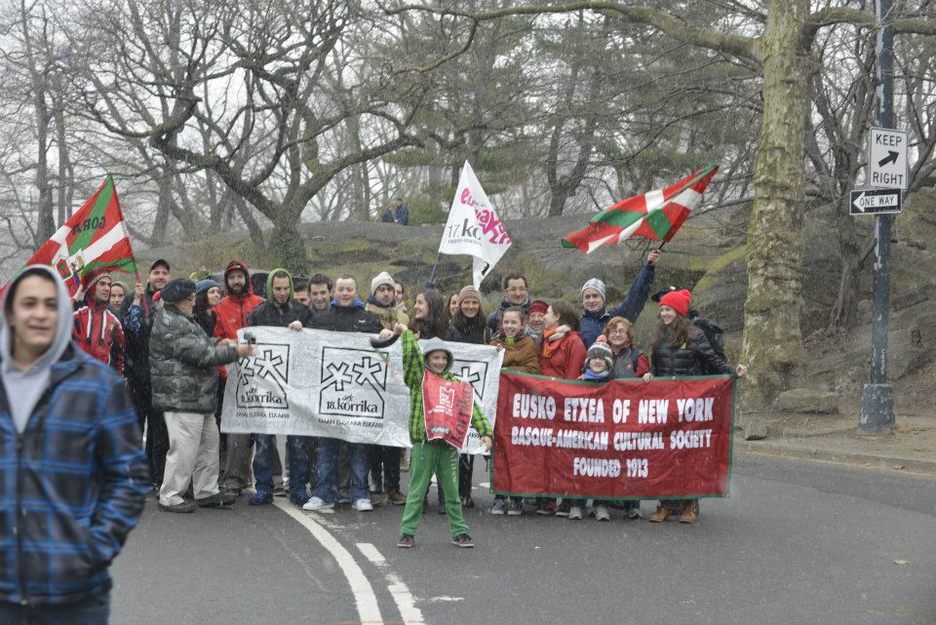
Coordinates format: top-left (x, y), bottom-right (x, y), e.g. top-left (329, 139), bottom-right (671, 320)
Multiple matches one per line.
top-left (0, 344), bottom-right (148, 606)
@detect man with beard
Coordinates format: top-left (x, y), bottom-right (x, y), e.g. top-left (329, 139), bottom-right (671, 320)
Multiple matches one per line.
top-left (73, 269), bottom-right (125, 373)
top-left (121, 259), bottom-right (171, 491)
top-left (245, 270), bottom-right (314, 507)
top-left (214, 260), bottom-right (265, 497)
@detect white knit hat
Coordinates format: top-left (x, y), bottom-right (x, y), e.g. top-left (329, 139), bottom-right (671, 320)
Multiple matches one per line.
top-left (371, 271), bottom-right (395, 296)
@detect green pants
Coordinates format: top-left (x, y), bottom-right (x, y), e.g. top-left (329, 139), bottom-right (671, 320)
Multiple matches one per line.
top-left (400, 441), bottom-right (469, 539)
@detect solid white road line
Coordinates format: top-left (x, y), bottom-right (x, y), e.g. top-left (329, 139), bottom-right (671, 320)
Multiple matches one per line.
top-left (273, 500), bottom-right (382, 625)
top-left (357, 543), bottom-right (426, 625)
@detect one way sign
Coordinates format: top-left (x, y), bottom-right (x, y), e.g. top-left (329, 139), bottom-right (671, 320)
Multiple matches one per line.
top-left (850, 188), bottom-right (902, 216)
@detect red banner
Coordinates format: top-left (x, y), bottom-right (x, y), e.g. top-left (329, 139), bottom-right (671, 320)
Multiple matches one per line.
top-left (423, 372), bottom-right (474, 449)
top-left (493, 372), bottom-right (735, 499)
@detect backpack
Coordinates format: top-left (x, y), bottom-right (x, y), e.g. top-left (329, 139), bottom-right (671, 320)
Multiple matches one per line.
top-left (692, 316), bottom-right (726, 373)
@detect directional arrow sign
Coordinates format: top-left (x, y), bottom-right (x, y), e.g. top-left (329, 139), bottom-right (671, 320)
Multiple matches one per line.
top-left (850, 188), bottom-right (902, 216)
top-left (868, 127), bottom-right (908, 190)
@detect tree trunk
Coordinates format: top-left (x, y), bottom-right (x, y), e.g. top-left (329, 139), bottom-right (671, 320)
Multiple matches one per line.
top-left (739, 0), bottom-right (809, 412)
top-left (150, 169), bottom-right (172, 246)
top-left (271, 203), bottom-right (307, 274)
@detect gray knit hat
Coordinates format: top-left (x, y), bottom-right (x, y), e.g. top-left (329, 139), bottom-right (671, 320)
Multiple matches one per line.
top-left (581, 278), bottom-right (606, 301)
top-left (585, 341), bottom-right (614, 372)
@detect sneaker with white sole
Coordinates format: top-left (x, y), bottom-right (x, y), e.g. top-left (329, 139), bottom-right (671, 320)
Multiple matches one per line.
top-left (568, 505), bottom-right (583, 520)
top-left (490, 498), bottom-right (507, 515)
top-left (353, 498), bottom-right (374, 511)
top-left (302, 496), bottom-right (334, 511)
top-left (507, 498), bottom-right (523, 516)
top-left (594, 505), bottom-right (611, 522)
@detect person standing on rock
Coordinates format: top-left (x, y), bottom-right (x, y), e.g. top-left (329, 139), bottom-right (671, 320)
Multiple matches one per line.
top-left (647, 289), bottom-right (746, 525)
top-left (579, 249), bottom-right (661, 348)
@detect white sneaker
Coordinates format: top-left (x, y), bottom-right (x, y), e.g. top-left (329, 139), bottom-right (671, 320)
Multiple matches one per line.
top-left (594, 505), bottom-right (611, 522)
top-left (353, 498), bottom-right (374, 511)
top-left (302, 496), bottom-right (334, 511)
top-left (569, 505), bottom-right (583, 520)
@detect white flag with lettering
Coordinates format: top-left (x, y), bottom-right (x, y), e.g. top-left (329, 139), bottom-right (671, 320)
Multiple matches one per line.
top-left (438, 161), bottom-right (512, 289)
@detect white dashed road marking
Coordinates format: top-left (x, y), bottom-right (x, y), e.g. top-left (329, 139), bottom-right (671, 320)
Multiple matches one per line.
top-left (357, 543), bottom-right (426, 625)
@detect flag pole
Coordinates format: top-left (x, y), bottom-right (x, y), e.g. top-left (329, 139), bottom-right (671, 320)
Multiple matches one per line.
top-left (426, 253), bottom-right (442, 289)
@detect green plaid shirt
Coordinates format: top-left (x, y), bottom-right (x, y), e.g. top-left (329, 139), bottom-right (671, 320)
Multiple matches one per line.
top-left (400, 329), bottom-right (492, 444)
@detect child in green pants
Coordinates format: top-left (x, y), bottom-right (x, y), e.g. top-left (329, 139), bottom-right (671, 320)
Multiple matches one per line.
top-left (386, 324), bottom-right (492, 548)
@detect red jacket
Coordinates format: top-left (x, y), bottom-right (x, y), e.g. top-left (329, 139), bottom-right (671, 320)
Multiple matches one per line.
top-left (72, 298), bottom-right (125, 373)
top-left (213, 261), bottom-right (265, 341)
top-left (539, 330), bottom-right (587, 380)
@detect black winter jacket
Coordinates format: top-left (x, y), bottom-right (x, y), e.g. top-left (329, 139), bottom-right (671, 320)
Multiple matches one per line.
top-left (448, 315), bottom-right (488, 345)
top-left (247, 299), bottom-right (314, 329)
top-left (310, 300), bottom-right (381, 334)
top-left (650, 327), bottom-right (734, 377)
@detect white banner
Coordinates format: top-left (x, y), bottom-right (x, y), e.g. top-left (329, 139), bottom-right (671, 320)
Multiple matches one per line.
top-left (221, 327), bottom-right (504, 452)
top-left (438, 161), bottom-right (512, 290)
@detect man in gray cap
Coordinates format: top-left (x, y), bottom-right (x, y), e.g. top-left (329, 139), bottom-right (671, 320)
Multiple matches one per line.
top-left (579, 249), bottom-right (661, 347)
top-left (149, 279), bottom-right (254, 512)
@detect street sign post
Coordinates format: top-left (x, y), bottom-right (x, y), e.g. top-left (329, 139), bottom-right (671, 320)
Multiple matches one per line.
top-left (849, 188), bottom-right (902, 216)
top-left (868, 127), bottom-right (908, 190)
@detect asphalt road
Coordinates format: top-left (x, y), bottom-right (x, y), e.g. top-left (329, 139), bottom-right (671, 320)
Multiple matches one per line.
top-left (111, 453), bottom-right (936, 625)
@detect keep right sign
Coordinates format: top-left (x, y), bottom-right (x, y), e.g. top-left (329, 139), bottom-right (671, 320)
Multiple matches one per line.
top-left (868, 127), bottom-right (908, 190)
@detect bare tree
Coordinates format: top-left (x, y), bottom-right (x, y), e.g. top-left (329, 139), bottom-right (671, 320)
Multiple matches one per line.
top-left (389, 0), bottom-right (936, 411)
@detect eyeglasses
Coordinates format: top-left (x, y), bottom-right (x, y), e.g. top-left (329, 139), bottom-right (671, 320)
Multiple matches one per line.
top-left (506, 287), bottom-right (528, 294)
top-left (608, 328), bottom-right (628, 335)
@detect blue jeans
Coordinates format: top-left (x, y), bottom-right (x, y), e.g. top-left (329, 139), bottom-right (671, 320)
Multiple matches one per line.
top-left (314, 438), bottom-right (369, 503)
top-left (0, 591), bottom-right (110, 625)
top-left (253, 434), bottom-right (309, 498)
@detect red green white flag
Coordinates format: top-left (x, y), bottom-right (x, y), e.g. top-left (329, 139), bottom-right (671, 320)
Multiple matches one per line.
top-left (562, 165), bottom-right (719, 254)
top-left (26, 174), bottom-right (137, 299)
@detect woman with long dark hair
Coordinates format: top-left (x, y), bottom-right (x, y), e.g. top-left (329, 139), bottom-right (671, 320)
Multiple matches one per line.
top-left (193, 279), bottom-right (222, 335)
top-left (409, 289), bottom-right (448, 340)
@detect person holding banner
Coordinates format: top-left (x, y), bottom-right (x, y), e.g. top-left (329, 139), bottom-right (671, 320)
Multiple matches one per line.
top-left (592, 318), bottom-right (653, 521)
top-left (385, 324), bottom-right (493, 549)
top-left (304, 275), bottom-right (382, 513)
top-left (447, 286), bottom-right (490, 509)
top-left (246, 270), bottom-right (315, 507)
top-left (365, 271), bottom-right (409, 507)
top-left (539, 301), bottom-right (587, 380)
top-left (489, 306), bottom-right (539, 516)
top-left (538, 300), bottom-right (587, 516)
top-left (647, 289), bottom-right (747, 524)
top-left (149, 279), bottom-right (255, 513)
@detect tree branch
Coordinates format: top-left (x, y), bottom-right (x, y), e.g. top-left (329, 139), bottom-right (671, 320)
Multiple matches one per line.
top-left (389, 2), bottom-right (758, 63)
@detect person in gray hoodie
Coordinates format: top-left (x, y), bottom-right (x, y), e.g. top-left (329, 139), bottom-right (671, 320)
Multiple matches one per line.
top-left (0, 265), bottom-right (147, 622)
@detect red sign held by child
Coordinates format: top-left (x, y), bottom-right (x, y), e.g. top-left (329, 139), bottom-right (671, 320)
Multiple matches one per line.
top-left (422, 371), bottom-right (474, 449)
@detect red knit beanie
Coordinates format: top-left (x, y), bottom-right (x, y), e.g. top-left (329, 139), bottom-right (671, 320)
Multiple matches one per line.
top-left (659, 289), bottom-right (691, 318)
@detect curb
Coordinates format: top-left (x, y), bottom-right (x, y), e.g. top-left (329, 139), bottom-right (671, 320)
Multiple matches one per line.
top-left (734, 440), bottom-right (936, 477)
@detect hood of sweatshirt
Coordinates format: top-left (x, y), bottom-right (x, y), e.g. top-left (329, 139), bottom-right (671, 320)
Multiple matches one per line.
top-left (224, 259), bottom-right (255, 299)
top-left (0, 265), bottom-right (75, 433)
